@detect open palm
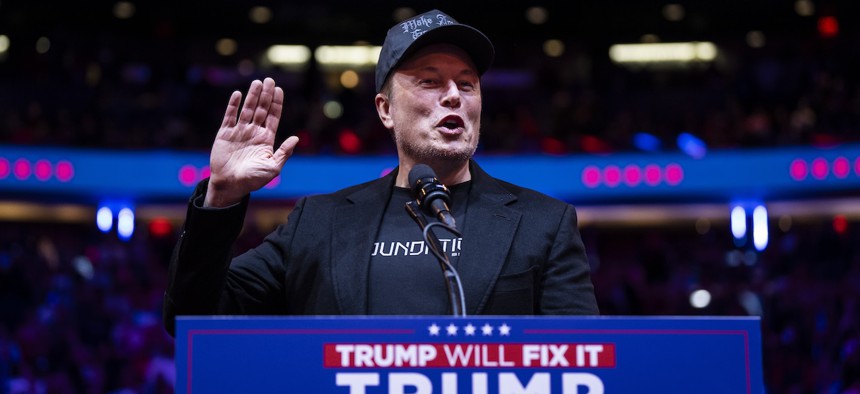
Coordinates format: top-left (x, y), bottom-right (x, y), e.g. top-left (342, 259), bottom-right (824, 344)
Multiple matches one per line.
top-left (206, 78), bottom-right (299, 207)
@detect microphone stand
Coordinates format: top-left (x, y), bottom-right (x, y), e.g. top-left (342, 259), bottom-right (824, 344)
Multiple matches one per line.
top-left (405, 201), bottom-right (467, 317)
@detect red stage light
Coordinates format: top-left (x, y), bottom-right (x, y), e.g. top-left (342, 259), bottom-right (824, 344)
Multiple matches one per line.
top-left (818, 16), bottom-right (839, 38)
top-left (540, 137), bottom-right (566, 155)
top-left (338, 129), bottom-right (362, 154)
top-left (833, 215), bottom-right (847, 235)
top-left (149, 218), bottom-right (173, 237)
top-left (580, 135), bottom-right (611, 154)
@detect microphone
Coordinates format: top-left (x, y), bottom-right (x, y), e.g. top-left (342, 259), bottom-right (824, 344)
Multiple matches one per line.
top-left (408, 164), bottom-right (457, 230)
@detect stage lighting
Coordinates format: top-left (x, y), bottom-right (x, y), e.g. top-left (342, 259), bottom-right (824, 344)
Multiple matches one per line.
top-left (265, 45), bottom-right (311, 67)
top-left (677, 132), bottom-right (707, 158)
top-left (97, 206), bottom-right (113, 233)
top-left (0, 35), bottom-right (9, 55)
top-left (690, 289), bottom-right (711, 309)
top-left (315, 46), bottom-right (381, 70)
top-left (609, 42), bottom-right (717, 64)
top-left (633, 132), bottom-right (661, 152)
top-left (752, 205), bottom-right (768, 251)
top-left (731, 206), bottom-right (746, 242)
top-left (118, 207), bottom-right (135, 241)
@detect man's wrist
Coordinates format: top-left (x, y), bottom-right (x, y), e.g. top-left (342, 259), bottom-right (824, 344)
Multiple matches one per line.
top-left (203, 179), bottom-right (244, 208)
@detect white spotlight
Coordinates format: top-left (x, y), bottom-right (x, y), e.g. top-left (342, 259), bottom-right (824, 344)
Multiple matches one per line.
top-left (731, 206), bottom-right (746, 240)
top-left (690, 289), bottom-right (711, 309)
top-left (609, 42), bottom-right (717, 64)
top-left (0, 35), bottom-right (10, 54)
top-left (96, 206), bottom-right (113, 233)
top-left (265, 45), bottom-right (312, 66)
top-left (314, 45), bottom-right (381, 69)
top-left (117, 207), bottom-right (135, 240)
top-left (753, 205), bottom-right (768, 251)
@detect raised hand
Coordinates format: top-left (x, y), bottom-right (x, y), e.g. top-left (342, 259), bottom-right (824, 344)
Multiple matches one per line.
top-left (205, 78), bottom-right (299, 207)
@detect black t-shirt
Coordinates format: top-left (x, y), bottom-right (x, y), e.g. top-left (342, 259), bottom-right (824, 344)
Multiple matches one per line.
top-left (367, 181), bottom-right (471, 314)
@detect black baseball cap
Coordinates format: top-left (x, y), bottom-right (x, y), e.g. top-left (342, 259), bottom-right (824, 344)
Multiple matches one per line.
top-left (375, 9), bottom-right (495, 92)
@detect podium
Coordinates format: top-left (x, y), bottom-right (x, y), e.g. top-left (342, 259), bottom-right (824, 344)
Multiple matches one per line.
top-left (175, 316), bottom-right (763, 393)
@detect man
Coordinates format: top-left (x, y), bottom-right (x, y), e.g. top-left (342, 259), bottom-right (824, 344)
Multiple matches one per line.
top-left (163, 9), bottom-right (598, 335)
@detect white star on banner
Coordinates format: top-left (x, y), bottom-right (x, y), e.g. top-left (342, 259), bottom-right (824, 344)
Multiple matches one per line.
top-left (428, 323), bottom-right (440, 336)
top-left (446, 323), bottom-right (459, 336)
top-left (498, 323), bottom-right (511, 336)
top-left (481, 323), bottom-right (494, 336)
top-left (464, 323), bottom-right (476, 336)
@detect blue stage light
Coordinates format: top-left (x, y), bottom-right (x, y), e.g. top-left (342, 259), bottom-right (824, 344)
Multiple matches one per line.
top-left (633, 132), bottom-right (661, 152)
top-left (677, 132), bottom-right (707, 158)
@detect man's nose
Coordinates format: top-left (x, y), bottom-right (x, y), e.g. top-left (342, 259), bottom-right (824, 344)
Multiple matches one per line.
top-left (440, 80), bottom-right (461, 108)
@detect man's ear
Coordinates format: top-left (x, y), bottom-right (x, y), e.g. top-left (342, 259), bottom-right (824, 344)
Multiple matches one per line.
top-left (375, 93), bottom-right (394, 130)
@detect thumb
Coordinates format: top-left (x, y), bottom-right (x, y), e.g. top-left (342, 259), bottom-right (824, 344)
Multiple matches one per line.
top-left (273, 136), bottom-right (300, 169)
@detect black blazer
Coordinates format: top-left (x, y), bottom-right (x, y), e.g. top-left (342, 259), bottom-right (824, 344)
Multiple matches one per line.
top-left (163, 161), bottom-right (598, 334)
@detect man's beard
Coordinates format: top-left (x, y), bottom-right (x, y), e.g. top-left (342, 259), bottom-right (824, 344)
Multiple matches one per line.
top-left (395, 133), bottom-right (478, 166)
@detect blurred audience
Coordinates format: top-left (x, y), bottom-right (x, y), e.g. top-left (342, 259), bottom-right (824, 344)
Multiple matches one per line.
top-left (0, 30), bottom-right (858, 155)
top-left (0, 217), bottom-right (858, 392)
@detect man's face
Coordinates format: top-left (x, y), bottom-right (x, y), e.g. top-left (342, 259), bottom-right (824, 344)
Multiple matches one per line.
top-left (377, 43), bottom-right (482, 167)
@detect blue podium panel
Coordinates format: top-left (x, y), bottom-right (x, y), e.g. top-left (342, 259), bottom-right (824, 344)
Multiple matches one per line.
top-left (175, 316), bottom-right (763, 394)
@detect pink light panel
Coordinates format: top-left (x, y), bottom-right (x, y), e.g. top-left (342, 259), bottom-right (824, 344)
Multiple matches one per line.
top-left (790, 156), bottom-right (860, 181)
top-left (178, 165), bottom-right (198, 186)
top-left (178, 165), bottom-right (281, 189)
top-left (580, 163), bottom-right (683, 188)
top-left (177, 165), bottom-right (211, 187)
top-left (0, 157), bottom-right (75, 182)
top-left (13, 159), bottom-right (30, 180)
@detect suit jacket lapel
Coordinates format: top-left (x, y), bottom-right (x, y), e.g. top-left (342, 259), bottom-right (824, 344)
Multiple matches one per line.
top-left (458, 161), bottom-right (521, 314)
top-left (332, 169), bottom-right (398, 314)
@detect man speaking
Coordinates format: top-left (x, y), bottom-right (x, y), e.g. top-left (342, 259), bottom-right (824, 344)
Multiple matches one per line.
top-left (163, 9), bottom-right (598, 335)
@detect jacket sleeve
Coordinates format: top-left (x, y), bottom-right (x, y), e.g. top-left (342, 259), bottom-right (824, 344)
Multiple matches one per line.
top-left (539, 204), bottom-right (599, 315)
top-left (162, 179), bottom-right (252, 336)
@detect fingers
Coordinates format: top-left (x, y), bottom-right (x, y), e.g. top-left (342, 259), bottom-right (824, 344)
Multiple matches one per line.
top-left (265, 86), bottom-right (284, 133)
top-left (220, 91), bottom-right (243, 129)
top-left (252, 78), bottom-right (276, 126)
top-left (236, 78), bottom-right (282, 130)
top-left (237, 79), bottom-right (263, 125)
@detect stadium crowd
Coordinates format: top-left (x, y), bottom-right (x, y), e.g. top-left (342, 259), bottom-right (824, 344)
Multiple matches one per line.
top-left (1, 19), bottom-right (858, 156)
top-left (1, 217), bottom-right (858, 392)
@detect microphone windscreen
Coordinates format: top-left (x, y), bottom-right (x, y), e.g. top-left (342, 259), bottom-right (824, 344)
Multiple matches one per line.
top-left (408, 164), bottom-right (436, 188)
